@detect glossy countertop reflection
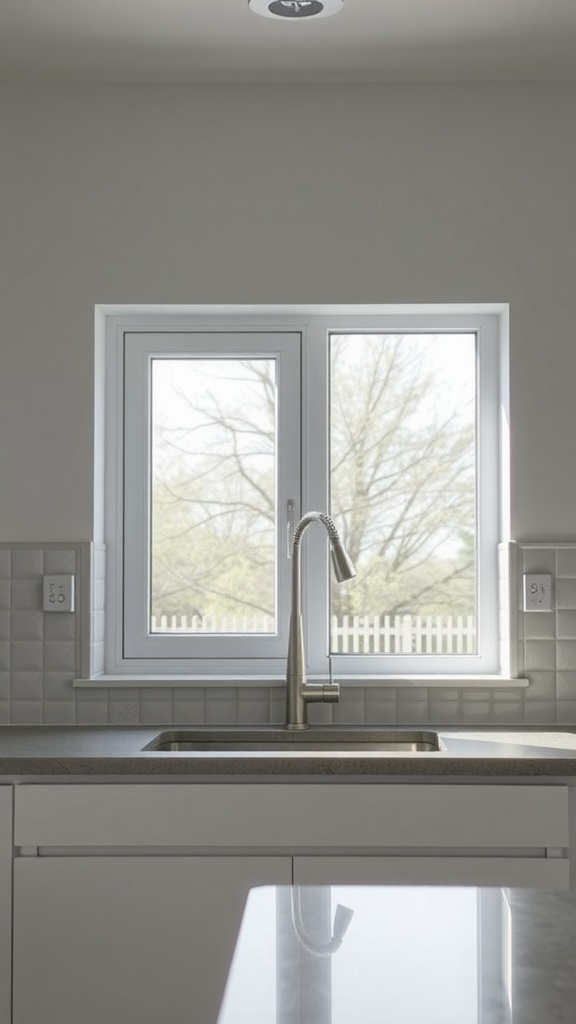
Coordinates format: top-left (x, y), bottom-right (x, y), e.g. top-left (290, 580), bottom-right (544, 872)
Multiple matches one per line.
top-left (219, 885), bottom-right (576, 1024)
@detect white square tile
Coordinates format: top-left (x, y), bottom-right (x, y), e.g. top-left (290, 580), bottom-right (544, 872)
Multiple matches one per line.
top-left (556, 548), bottom-right (576, 578)
top-left (556, 701), bottom-right (576, 724)
top-left (0, 582), bottom-right (11, 611)
top-left (557, 672), bottom-right (576, 700)
top-left (522, 547), bottom-right (556, 574)
top-left (11, 701), bottom-right (43, 724)
top-left (307, 704), bottom-right (333, 726)
top-left (365, 691), bottom-right (398, 725)
top-left (523, 701), bottom-right (556, 724)
top-left (0, 551), bottom-right (11, 579)
top-left (0, 673), bottom-right (9, 701)
top-left (11, 579), bottom-right (41, 610)
top-left (269, 691), bottom-right (285, 724)
top-left (524, 640), bottom-right (556, 671)
top-left (138, 687), bottom-right (169, 701)
top-left (44, 640), bottom-right (77, 672)
top-left (0, 703), bottom-right (10, 724)
top-left (108, 688), bottom-right (137, 701)
top-left (556, 580), bottom-right (576, 609)
top-left (524, 671), bottom-right (556, 700)
top-left (428, 697), bottom-right (460, 725)
top-left (11, 640), bottom-right (43, 671)
top-left (43, 671), bottom-right (75, 701)
top-left (0, 643), bottom-right (9, 672)
top-left (76, 700), bottom-right (109, 725)
top-left (75, 685), bottom-right (108, 702)
top-left (11, 611), bottom-right (43, 640)
top-left (140, 699), bottom-right (173, 724)
top-left (237, 689), bottom-right (272, 725)
top-left (11, 549), bottom-right (43, 578)
top-left (461, 689), bottom-right (490, 701)
top-left (493, 687), bottom-right (523, 702)
top-left (11, 672), bottom-right (43, 700)
top-left (205, 689), bottom-right (238, 724)
top-left (172, 694), bottom-right (206, 725)
top-left (557, 640), bottom-right (576, 672)
top-left (397, 700), bottom-right (431, 725)
top-left (43, 549), bottom-right (76, 574)
top-left (557, 611), bottom-right (576, 639)
top-left (43, 701), bottom-right (76, 724)
top-left (492, 701), bottom-right (524, 725)
top-left (0, 612), bottom-right (9, 641)
top-left (331, 691), bottom-right (365, 724)
top-left (108, 700), bottom-right (140, 724)
top-left (460, 699), bottom-right (492, 724)
top-left (44, 614), bottom-right (76, 640)
top-left (522, 612), bottom-right (555, 640)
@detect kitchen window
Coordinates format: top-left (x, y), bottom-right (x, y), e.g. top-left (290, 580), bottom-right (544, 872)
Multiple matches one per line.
top-left (103, 307), bottom-right (504, 679)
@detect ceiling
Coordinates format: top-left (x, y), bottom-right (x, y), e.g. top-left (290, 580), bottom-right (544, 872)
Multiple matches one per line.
top-left (1, 0), bottom-right (576, 84)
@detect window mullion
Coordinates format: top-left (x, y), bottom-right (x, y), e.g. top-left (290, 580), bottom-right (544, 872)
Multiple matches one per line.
top-left (302, 321), bottom-right (331, 678)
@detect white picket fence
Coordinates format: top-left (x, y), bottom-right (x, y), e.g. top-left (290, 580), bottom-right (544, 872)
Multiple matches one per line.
top-left (151, 613), bottom-right (476, 654)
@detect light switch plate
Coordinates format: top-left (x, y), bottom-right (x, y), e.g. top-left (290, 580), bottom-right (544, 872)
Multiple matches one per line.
top-left (43, 575), bottom-right (75, 612)
top-left (522, 573), bottom-right (553, 612)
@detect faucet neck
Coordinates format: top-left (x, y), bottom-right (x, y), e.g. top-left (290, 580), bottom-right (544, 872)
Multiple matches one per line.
top-left (285, 512), bottom-right (347, 729)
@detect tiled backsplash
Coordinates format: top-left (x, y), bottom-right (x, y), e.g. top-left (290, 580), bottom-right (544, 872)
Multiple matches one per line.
top-left (1, 541), bottom-right (576, 726)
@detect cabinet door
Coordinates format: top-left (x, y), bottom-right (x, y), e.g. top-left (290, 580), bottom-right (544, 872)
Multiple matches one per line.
top-left (13, 856), bottom-right (291, 1024)
top-left (0, 787), bottom-right (11, 1024)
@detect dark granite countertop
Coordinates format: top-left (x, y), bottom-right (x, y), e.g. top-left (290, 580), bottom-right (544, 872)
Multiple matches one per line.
top-left (1, 724), bottom-right (576, 778)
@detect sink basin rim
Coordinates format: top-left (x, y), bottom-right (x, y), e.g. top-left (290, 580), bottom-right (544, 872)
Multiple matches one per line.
top-left (142, 728), bottom-right (444, 754)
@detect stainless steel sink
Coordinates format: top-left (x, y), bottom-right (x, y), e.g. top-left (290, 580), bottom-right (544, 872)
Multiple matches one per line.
top-left (142, 729), bottom-right (443, 754)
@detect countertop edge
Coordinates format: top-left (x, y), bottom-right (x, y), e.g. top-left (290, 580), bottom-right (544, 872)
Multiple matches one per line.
top-left (2, 755), bottom-right (576, 779)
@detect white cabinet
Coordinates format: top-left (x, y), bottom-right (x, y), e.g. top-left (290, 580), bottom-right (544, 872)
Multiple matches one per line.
top-left (0, 787), bottom-right (12, 1024)
top-left (13, 856), bottom-right (290, 1024)
top-left (10, 780), bottom-right (571, 1024)
top-left (12, 782), bottom-right (570, 856)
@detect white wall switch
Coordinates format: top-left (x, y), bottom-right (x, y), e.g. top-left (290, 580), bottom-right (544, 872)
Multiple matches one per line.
top-left (522, 573), bottom-right (553, 612)
top-left (43, 575), bottom-right (75, 612)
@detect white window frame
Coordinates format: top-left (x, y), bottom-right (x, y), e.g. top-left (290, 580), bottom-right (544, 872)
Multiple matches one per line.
top-left (103, 306), bottom-right (505, 680)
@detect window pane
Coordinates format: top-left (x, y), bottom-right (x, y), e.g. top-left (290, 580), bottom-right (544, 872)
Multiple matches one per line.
top-left (150, 358), bottom-right (277, 634)
top-left (330, 333), bottom-right (477, 656)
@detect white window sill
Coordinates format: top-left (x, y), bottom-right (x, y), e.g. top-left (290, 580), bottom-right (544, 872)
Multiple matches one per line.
top-left (73, 674), bottom-right (529, 689)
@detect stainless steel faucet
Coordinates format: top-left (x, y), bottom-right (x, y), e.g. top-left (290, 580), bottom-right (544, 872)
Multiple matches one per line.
top-left (285, 511), bottom-right (356, 730)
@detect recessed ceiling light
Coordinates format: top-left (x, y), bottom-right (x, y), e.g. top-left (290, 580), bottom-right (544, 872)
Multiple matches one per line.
top-left (248, 0), bottom-right (343, 19)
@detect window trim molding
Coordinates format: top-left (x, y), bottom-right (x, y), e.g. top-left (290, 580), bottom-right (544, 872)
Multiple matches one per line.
top-left (98, 304), bottom-right (509, 680)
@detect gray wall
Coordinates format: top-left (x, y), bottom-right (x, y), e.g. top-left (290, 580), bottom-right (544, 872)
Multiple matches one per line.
top-left (1, 82), bottom-right (576, 541)
top-left (1, 82), bottom-right (576, 725)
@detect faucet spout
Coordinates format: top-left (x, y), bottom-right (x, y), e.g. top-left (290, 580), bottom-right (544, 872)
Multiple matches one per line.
top-left (285, 512), bottom-right (356, 730)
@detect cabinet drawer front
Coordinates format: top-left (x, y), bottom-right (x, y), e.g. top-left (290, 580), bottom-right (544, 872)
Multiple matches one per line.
top-left (14, 783), bottom-right (569, 849)
top-left (294, 856), bottom-right (570, 888)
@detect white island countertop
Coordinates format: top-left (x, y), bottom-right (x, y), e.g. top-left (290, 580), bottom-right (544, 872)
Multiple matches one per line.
top-left (219, 884), bottom-right (576, 1024)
